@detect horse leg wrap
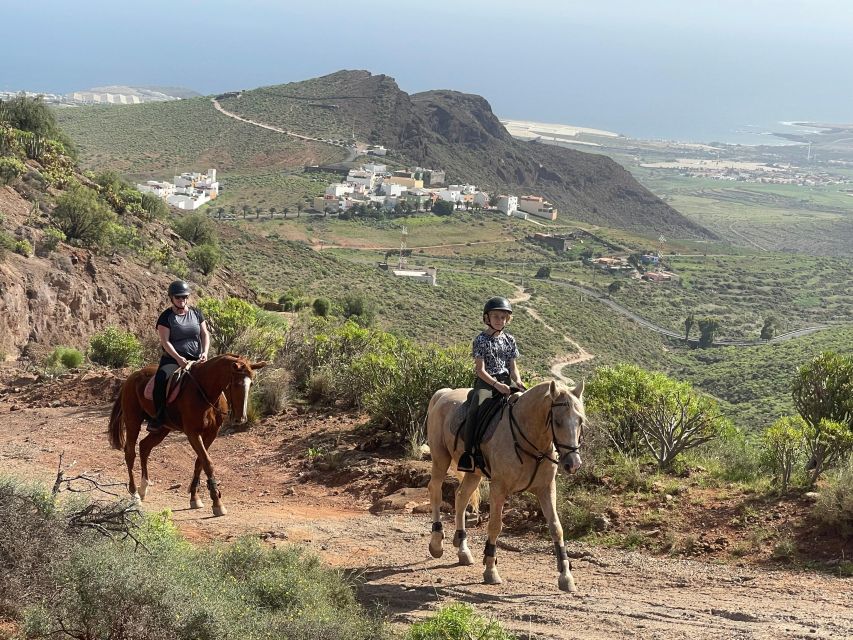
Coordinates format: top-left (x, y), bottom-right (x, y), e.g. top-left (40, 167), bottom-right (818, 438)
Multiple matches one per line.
top-left (206, 477), bottom-right (220, 496)
top-left (555, 543), bottom-right (571, 573)
top-left (452, 529), bottom-right (467, 547)
top-left (483, 541), bottom-right (497, 565)
top-left (189, 478), bottom-right (200, 493)
top-left (432, 521), bottom-right (443, 533)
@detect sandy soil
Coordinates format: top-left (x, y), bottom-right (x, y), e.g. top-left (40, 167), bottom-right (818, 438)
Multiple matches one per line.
top-left (0, 373), bottom-right (851, 640)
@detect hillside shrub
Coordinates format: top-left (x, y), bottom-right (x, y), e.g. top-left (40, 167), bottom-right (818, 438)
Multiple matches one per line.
top-left (251, 367), bottom-right (291, 416)
top-left (760, 416), bottom-right (806, 493)
top-left (13, 239), bottom-right (32, 256)
top-left (140, 191), bottom-right (169, 219)
top-left (89, 326), bottom-right (143, 368)
top-left (813, 456), bottom-right (853, 537)
top-left (406, 603), bottom-right (515, 640)
top-left (51, 185), bottom-right (117, 248)
top-left (312, 296), bottom-right (331, 317)
top-left (0, 156), bottom-right (26, 185)
top-left (39, 227), bottom-right (65, 253)
top-left (43, 346), bottom-right (84, 375)
top-left (173, 212), bottom-right (217, 245)
top-left (1, 478), bottom-right (388, 640)
top-left (792, 351), bottom-right (853, 432)
top-left (93, 171), bottom-right (146, 216)
top-left (802, 418), bottom-right (853, 486)
top-left (198, 297), bottom-right (287, 361)
top-left (339, 293), bottom-right (375, 327)
top-left (188, 242), bottom-right (222, 275)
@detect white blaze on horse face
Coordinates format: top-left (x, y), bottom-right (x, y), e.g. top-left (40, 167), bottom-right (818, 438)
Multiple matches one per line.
top-left (557, 400), bottom-right (583, 474)
top-left (239, 376), bottom-right (252, 422)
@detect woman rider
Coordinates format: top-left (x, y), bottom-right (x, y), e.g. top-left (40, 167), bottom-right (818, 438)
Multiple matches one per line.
top-left (147, 280), bottom-right (210, 433)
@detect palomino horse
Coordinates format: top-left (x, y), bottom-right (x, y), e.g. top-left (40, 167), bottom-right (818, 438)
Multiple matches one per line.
top-left (108, 354), bottom-right (266, 516)
top-left (426, 379), bottom-right (585, 592)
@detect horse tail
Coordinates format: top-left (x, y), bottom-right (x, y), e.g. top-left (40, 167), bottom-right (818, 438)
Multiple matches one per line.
top-left (108, 393), bottom-right (125, 450)
top-left (469, 485), bottom-right (481, 513)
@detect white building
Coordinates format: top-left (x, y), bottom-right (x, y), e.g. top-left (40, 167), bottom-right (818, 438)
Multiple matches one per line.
top-left (518, 195), bottom-right (557, 221)
top-left (326, 183), bottom-right (354, 197)
top-left (473, 191), bottom-right (489, 208)
top-left (363, 163), bottom-right (387, 174)
top-left (346, 168), bottom-right (377, 189)
top-left (497, 195), bottom-right (518, 216)
top-left (166, 193), bottom-right (210, 210)
top-left (380, 182), bottom-right (405, 197)
top-left (437, 188), bottom-right (463, 204)
top-left (448, 183), bottom-right (477, 195)
top-left (174, 169), bottom-right (219, 197)
top-left (367, 145), bottom-right (387, 156)
top-left (136, 180), bottom-right (175, 198)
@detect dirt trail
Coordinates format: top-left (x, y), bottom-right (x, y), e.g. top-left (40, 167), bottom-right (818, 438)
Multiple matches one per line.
top-left (0, 400), bottom-right (850, 639)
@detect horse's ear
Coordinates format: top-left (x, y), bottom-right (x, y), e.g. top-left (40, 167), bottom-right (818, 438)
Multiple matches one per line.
top-left (549, 380), bottom-right (557, 399)
top-left (572, 379), bottom-right (585, 400)
top-left (250, 361), bottom-right (268, 370)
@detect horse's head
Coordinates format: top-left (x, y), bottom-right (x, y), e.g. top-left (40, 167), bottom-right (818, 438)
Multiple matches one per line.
top-left (548, 379), bottom-right (585, 475)
top-left (223, 356), bottom-right (268, 424)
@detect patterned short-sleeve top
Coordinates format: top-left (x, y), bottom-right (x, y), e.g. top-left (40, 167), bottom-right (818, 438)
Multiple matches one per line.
top-left (472, 331), bottom-right (519, 377)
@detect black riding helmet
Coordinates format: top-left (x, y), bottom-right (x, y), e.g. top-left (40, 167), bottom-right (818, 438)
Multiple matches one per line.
top-left (168, 280), bottom-right (191, 297)
top-left (483, 296), bottom-right (512, 316)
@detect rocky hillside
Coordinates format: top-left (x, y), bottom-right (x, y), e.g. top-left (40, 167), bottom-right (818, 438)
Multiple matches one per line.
top-left (219, 71), bottom-right (716, 239)
top-left (0, 183), bottom-right (251, 362)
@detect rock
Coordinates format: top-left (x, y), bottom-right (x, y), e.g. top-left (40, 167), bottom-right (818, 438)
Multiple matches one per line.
top-left (804, 491), bottom-right (820, 502)
top-left (371, 487), bottom-right (430, 513)
top-left (168, 483), bottom-right (181, 490)
top-left (418, 444), bottom-right (431, 460)
top-left (593, 514), bottom-right (612, 531)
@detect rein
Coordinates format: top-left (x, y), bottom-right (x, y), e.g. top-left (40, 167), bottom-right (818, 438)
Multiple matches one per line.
top-left (185, 367), bottom-right (232, 418)
top-left (507, 400), bottom-right (580, 492)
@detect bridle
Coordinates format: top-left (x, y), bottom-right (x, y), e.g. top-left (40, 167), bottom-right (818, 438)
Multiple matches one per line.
top-left (185, 365), bottom-right (249, 420)
top-left (507, 397), bottom-right (584, 492)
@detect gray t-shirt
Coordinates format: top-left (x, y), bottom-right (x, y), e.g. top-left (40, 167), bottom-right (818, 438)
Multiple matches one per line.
top-left (156, 307), bottom-right (205, 359)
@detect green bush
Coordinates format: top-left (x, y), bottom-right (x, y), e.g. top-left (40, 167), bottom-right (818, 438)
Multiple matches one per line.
top-left (13, 239), bottom-right (32, 256)
top-left (252, 367), bottom-right (290, 416)
top-left (760, 416), bottom-right (806, 493)
top-left (40, 227), bottom-right (65, 253)
top-left (173, 212), bottom-right (217, 245)
top-left (89, 326), bottom-right (143, 368)
top-left (43, 346), bottom-right (84, 374)
top-left (813, 456), bottom-right (853, 536)
top-left (406, 603), bottom-right (515, 640)
top-left (312, 296), bottom-right (331, 317)
top-left (0, 156), bottom-right (26, 185)
top-left (339, 293), bottom-right (375, 327)
top-left (51, 185), bottom-right (117, 248)
top-left (188, 242), bottom-right (221, 275)
top-left (198, 297), bottom-right (287, 361)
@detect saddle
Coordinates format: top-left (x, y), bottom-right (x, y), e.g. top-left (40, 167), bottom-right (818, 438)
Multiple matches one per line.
top-left (143, 362), bottom-right (193, 404)
top-left (453, 389), bottom-right (523, 476)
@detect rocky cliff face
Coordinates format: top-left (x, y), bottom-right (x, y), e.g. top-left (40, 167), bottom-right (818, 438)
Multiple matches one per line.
top-left (0, 186), bottom-right (250, 361)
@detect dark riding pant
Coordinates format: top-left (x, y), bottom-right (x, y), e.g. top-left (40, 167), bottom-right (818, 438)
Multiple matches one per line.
top-left (153, 356), bottom-right (179, 423)
top-left (463, 375), bottom-right (507, 454)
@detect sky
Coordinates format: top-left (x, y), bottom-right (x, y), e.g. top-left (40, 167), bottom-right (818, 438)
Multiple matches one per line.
top-left (2, 0), bottom-right (852, 143)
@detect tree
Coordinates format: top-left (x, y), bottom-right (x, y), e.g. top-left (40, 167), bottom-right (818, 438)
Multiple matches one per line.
top-left (697, 317), bottom-right (719, 348)
top-left (792, 352), bottom-right (853, 433)
top-left (340, 293), bottom-right (375, 327)
top-left (432, 199), bottom-right (454, 216)
top-left (188, 243), bottom-right (222, 275)
top-left (0, 94), bottom-right (74, 153)
top-left (802, 418), bottom-right (853, 486)
top-left (608, 281), bottom-right (622, 296)
top-left (296, 202), bottom-right (304, 218)
top-left (269, 206), bottom-right (277, 218)
top-left (760, 316), bottom-right (777, 340)
top-left (216, 206), bottom-right (225, 219)
top-left (255, 206), bottom-right (262, 218)
top-left (241, 204), bottom-right (251, 219)
top-left (684, 312), bottom-right (695, 342)
top-left (173, 213), bottom-right (217, 245)
top-left (535, 265), bottom-right (551, 279)
top-left (50, 186), bottom-right (116, 248)
top-left (488, 194), bottom-right (500, 207)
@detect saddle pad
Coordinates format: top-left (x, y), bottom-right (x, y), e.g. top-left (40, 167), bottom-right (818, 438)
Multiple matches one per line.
top-left (450, 400), bottom-right (503, 445)
top-left (143, 369), bottom-right (186, 403)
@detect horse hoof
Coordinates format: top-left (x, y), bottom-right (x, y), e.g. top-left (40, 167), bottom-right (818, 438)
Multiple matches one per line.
top-left (483, 569), bottom-right (502, 585)
top-left (458, 550), bottom-right (474, 566)
top-left (190, 499), bottom-right (204, 510)
top-left (213, 505), bottom-right (228, 517)
top-left (558, 574), bottom-right (577, 593)
top-left (429, 543), bottom-right (444, 558)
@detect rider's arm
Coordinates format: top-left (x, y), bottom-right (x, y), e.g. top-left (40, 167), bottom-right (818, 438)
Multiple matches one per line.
top-left (475, 358), bottom-right (511, 395)
top-left (158, 325), bottom-right (188, 367)
top-left (199, 320), bottom-right (210, 361)
top-left (508, 359), bottom-right (525, 390)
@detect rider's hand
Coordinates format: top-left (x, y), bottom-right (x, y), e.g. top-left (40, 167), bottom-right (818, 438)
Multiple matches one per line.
top-left (514, 381), bottom-right (526, 392)
top-left (177, 356), bottom-right (189, 369)
top-left (198, 352), bottom-right (208, 362)
top-left (495, 382), bottom-right (511, 396)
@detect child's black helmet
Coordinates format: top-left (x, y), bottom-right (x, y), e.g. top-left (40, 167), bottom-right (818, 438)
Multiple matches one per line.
top-left (483, 296), bottom-right (512, 315)
top-left (168, 280), bottom-right (191, 297)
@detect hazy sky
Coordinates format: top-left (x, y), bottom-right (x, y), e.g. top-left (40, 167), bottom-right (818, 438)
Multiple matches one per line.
top-left (2, 0), bottom-right (852, 141)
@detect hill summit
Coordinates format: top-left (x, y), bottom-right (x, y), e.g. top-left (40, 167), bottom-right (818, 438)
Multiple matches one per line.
top-left (220, 70), bottom-right (714, 238)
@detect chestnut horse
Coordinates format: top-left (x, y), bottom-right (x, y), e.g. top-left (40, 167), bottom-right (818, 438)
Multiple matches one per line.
top-left (426, 380), bottom-right (585, 592)
top-left (108, 354), bottom-right (266, 516)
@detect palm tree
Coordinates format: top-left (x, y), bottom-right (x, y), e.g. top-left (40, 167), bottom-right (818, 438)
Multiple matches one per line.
top-left (296, 202), bottom-right (304, 218)
top-left (241, 204), bottom-right (251, 219)
top-left (269, 206), bottom-right (277, 218)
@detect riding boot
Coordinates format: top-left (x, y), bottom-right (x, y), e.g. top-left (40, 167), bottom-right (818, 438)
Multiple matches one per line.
top-left (147, 367), bottom-right (170, 433)
top-left (457, 407), bottom-right (478, 472)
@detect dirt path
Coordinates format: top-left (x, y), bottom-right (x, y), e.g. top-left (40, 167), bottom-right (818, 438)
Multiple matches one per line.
top-left (1, 397), bottom-right (850, 640)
